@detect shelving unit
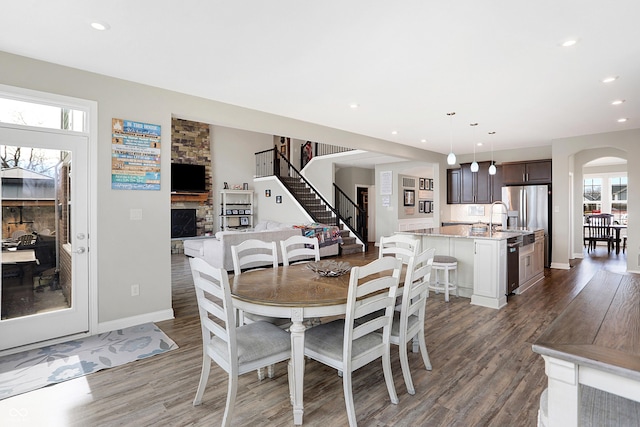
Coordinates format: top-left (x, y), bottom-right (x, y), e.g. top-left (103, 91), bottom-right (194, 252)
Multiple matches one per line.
top-left (219, 190), bottom-right (254, 230)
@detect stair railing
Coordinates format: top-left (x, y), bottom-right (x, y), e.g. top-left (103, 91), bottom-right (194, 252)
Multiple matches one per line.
top-left (254, 147), bottom-right (366, 247)
top-left (334, 184), bottom-right (368, 247)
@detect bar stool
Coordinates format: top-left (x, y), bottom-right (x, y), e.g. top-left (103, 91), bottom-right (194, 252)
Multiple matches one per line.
top-left (429, 255), bottom-right (458, 302)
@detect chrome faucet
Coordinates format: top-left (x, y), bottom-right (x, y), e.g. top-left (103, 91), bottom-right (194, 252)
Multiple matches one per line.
top-left (489, 201), bottom-right (509, 232)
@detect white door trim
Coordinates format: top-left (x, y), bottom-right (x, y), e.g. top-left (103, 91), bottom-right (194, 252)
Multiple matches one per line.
top-left (0, 84), bottom-right (98, 355)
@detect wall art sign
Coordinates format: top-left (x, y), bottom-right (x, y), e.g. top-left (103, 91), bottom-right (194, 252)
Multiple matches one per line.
top-left (111, 118), bottom-right (161, 190)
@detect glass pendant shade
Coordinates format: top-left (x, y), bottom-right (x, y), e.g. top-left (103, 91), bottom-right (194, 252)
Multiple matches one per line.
top-left (447, 152), bottom-right (456, 165)
top-left (470, 161), bottom-right (479, 172)
top-left (488, 163), bottom-right (497, 175)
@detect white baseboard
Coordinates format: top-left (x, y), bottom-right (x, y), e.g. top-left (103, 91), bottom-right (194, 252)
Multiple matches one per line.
top-left (97, 309), bottom-right (175, 334)
top-left (572, 252), bottom-right (584, 259)
top-left (550, 262), bottom-right (571, 270)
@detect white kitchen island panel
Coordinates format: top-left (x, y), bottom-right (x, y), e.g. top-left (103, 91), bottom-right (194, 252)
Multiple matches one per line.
top-left (400, 225), bottom-right (515, 309)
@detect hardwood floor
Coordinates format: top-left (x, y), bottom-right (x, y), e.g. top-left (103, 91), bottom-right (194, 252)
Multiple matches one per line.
top-left (0, 245), bottom-right (630, 426)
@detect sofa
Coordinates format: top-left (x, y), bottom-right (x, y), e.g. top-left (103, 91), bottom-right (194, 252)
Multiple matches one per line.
top-left (183, 220), bottom-right (340, 272)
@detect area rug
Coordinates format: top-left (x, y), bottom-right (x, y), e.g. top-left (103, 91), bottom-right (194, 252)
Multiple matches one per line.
top-left (0, 322), bottom-right (178, 400)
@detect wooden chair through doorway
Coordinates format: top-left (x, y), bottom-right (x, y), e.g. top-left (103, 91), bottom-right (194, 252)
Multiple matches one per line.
top-left (585, 213), bottom-right (614, 253)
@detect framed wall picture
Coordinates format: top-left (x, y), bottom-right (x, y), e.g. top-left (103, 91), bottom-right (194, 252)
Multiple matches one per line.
top-left (238, 209), bottom-right (244, 215)
top-left (265, 189), bottom-right (271, 197)
top-left (225, 209), bottom-right (232, 215)
top-left (419, 200), bottom-right (425, 213)
top-left (244, 209), bottom-right (251, 215)
top-left (240, 217), bottom-right (249, 226)
top-left (403, 189), bottom-right (415, 206)
top-left (243, 183), bottom-right (248, 190)
top-left (276, 195), bottom-right (282, 204)
top-left (419, 178), bottom-right (425, 190)
top-left (232, 209), bottom-right (239, 215)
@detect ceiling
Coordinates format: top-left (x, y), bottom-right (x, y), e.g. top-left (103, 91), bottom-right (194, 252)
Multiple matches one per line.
top-left (2, 1), bottom-right (639, 157)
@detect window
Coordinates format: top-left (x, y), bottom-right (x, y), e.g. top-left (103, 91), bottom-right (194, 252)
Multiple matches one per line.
top-left (583, 178), bottom-right (602, 215)
top-left (0, 97), bottom-right (86, 132)
top-left (611, 176), bottom-right (627, 224)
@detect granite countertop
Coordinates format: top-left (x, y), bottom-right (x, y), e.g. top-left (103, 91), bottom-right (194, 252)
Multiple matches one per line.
top-left (399, 224), bottom-right (538, 241)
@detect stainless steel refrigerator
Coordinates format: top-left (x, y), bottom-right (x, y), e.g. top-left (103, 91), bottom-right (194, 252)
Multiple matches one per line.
top-left (502, 184), bottom-right (551, 267)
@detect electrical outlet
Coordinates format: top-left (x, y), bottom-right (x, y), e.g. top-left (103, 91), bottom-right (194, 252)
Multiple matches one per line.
top-left (131, 284), bottom-right (140, 297)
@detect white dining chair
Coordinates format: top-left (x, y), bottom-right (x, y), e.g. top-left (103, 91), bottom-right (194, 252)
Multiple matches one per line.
top-left (189, 257), bottom-right (291, 427)
top-left (378, 234), bottom-right (421, 265)
top-left (379, 234), bottom-right (421, 310)
top-left (390, 247), bottom-right (435, 395)
top-left (304, 256), bottom-right (402, 426)
top-left (231, 239), bottom-right (278, 275)
top-left (231, 238), bottom-right (289, 379)
top-left (280, 235), bottom-right (320, 266)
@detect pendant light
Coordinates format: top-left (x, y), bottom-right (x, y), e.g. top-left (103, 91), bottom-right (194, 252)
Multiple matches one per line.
top-left (470, 123), bottom-right (479, 172)
top-left (488, 131), bottom-right (497, 175)
top-left (446, 112), bottom-right (456, 165)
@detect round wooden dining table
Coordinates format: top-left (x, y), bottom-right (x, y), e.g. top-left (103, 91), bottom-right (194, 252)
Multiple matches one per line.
top-left (230, 259), bottom-right (371, 425)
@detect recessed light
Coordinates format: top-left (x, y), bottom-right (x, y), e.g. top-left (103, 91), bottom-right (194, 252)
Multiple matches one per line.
top-left (349, 103), bottom-right (359, 109)
top-left (91, 21), bottom-right (111, 31)
top-left (611, 99), bottom-right (625, 105)
top-left (391, 131), bottom-right (398, 135)
top-left (561, 39), bottom-right (578, 47)
top-left (420, 139), bottom-right (427, 143)
top-left (617, 118), bottom-right (628, 123)
top-left (477, 142), bottom-right (483, 147)
top-left (602, 76), bottom-right (619, 83)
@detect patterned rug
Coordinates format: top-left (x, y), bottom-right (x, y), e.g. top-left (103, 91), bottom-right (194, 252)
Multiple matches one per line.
top-left (0, 323), bottom-right (178, 400)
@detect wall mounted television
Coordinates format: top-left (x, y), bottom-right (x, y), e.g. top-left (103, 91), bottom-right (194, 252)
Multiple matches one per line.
top-left (171, 163), bottom-right (207, 193)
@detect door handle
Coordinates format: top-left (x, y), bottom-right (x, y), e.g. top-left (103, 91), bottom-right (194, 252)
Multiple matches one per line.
top-left (74, 247), bottom-right (86, 254)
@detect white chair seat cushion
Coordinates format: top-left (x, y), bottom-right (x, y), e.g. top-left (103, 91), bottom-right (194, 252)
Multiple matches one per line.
top-left (304, 319), bottom-right (382, 361)
top-left (210, 321), bottom-right (290, 364)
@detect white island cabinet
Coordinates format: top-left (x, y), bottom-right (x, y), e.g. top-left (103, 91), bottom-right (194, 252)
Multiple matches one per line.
top-left (399, 225), bottom-right (520, 310)
top-left (472, 238), bottom-right (507, 309)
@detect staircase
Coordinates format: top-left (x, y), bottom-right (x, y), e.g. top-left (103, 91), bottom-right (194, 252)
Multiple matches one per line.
top-left (280, 177), bottom-right (335, 225)
top-left (280, 176), bottom-right (364, 254)
top-left (255, 147), bottom-right (366, 254)
top-left (339, 229), bottom-right (364, 255)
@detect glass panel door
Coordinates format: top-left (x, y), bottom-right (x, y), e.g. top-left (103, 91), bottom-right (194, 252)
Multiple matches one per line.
top-left (0, 126), bottom-right (88, 350)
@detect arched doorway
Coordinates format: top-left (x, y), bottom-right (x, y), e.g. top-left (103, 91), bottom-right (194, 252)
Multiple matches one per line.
top-left (572, 149), bottom-right (627, 262)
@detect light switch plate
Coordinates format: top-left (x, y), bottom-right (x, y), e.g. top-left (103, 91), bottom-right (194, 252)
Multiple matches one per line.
top-left (130, 208), bottom-right (143, 221)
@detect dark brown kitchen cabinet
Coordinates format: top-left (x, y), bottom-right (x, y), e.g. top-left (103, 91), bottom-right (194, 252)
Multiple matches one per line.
top-left (491, 163), bottom-right (503, 202)
top-left (448, 162), bottom-right (502, 204)
top-left (447, 168), bottom-right (461, 204)
top-left (461, 162), bottom-right (491, 204)
top-left (502, 160), bottom-right (551, 185)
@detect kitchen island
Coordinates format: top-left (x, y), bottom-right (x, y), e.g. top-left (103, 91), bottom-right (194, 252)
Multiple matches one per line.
top-left (399, 225), bottom-right (543, 309)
